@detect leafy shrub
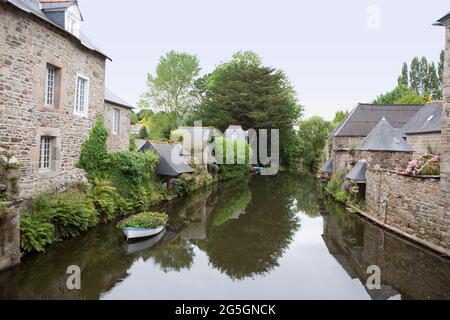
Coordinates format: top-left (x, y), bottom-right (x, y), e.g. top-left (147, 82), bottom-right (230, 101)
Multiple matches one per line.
top-left (108, 150), bottom-right (160, 200)
top-left (335, 190), bottom-right (348, 203)
top-left (20, 215), bottom-right (55, 253)
top-left (89, 179), bottom-right (120, 222)
top-left (20, 187), bottom-right (100, 252)
top-left (214, 137), bottom-right (251, 181)
top-left (326, 168), bottom-right (348, 204)
top-left (118, 212), bottom-right (168, 229)
top-left (78, 117), bottom-right (109, 179)
top-left (47, 192), bottom-right (99, 239)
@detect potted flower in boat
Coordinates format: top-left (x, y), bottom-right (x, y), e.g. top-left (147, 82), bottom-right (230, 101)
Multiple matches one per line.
top-left (118, 212), bottom-right (168, 240)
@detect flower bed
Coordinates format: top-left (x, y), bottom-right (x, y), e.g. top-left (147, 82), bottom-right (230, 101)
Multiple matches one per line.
top-left (399, 155), bottom-right (440, 176)
top-left (118, 212), bottom-right (168, 230)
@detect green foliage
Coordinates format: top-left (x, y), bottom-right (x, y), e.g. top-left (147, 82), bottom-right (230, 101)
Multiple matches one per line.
top-left (214, 137), bottom-right (252, 165)
top-left (20, 215), bottom-right (55, 253)
top-left (330, 110), bottom-right (348, 130)
top-left (118, 212), bottom-right (168, 229)
top-left (214, 137), bottom-right (251, 181)
top-left (138, 126), bottom-right (149, 139)
top-left (397, 63), bottom-right (408, 87)
top-left (191, 51), bottom-right (303, 165)
top-left (373, 84), bottom-right (427, 105)
top-left (211, 189), bottom-right (251, 226)
top-left (147, 112), bottom-right (177, 140)
top-left (140, 51), bottom-right (200, 122)
top-left (108, 151), bottom-right (160, 201)
top-left (20, 186), bottom-right (99, 252)
top-left (78, 117), bottom-right (109, 179)
top-left (297, 116), bottom-right (331, 171)
top-left (326, 168), bottom-right (347, 204)
top-left (89, 179), bottom-right (120, 222)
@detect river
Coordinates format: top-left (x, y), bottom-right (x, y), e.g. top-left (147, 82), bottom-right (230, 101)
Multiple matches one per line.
top-left (0, 173), bottom-right (449, 300)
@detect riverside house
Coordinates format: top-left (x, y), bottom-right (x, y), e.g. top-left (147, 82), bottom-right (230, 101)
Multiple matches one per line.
top-left (326, 103), bottom-right (423, 174)
top-left (319, 12), bottom-right (450, 255)
top-left (0, 0), bottom-right (132, 199)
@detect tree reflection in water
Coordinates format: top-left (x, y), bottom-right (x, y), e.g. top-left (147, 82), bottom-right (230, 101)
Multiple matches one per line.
top-left (194, 177), bottom-right (301, 280)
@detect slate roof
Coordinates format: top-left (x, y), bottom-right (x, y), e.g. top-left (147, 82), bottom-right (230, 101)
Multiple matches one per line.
top-left (434, 11), bottom-right (450, 26)
top-left (346, 160), bottom-right (368, 183)
top-left (142, 142), bottom-right (194, 177)
top-left (6, 0), bottom-right (110, 60)
top-left (401, 102), bottom-right (442, 135)
top-left (358, 118), bottom-right (414, 152)
top-left (319, 159), bottom-right (333, 173)
top-left (105, 88), bottom-right (134, 109)
top-left (330, 104), bottom-right (423, 137)
top-left (135, 139), bottom-right (148, 152)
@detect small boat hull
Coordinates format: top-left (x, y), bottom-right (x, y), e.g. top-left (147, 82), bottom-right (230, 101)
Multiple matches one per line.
top-left (122, 226), bottom-right (165, 240)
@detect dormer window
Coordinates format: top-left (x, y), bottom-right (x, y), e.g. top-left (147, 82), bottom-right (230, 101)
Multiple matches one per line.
top-left (426, 115), bottom-right (434, 122)
top-left (40, 1), bottom-right (83, 38)
top-left (65, 5), bottom-right (81, 37)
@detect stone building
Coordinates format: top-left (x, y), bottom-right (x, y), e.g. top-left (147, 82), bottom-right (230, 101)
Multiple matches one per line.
top-left (435, 12), bottom-right (450, 194)
top-left (0, 0), bottom-right (132, 199)
top-left (402, 102), bottom-right (442, 155)
top-left (104, 88), bottom-right (133, 152)
top-left (327, 103), bottom-right (422, 173)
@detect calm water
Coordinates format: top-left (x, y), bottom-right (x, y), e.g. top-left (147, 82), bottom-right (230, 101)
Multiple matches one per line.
top-left (0, 173), bottom-right (449, 300)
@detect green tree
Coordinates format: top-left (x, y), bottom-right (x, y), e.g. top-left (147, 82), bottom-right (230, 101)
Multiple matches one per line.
top-left (437, 50), bottom-right (445, 100)
top-left (373, 84), bottom-right (426, 105)
top-left (427, 62), bottom-right (441, 100)
top-left (397, 63), bottom-right (409, 87)
top-left (192, 51), bottom-right (303, 165)
top-left (409, 57), bottom-right (421, 93)
top-left (140, 51), bottom-right (201, 123)
top-left (330, 110), bottom-right (348, 130)
top-left (297, 116), bottom-right (331, 171)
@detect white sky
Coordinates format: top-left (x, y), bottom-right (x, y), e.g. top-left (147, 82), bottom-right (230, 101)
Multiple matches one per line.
top-left (79, 0), bottom-right (448, 120)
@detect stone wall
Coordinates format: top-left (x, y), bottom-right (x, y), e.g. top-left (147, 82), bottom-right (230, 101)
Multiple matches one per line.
top-left (331, 136), bottom-right (364, 172)
top-left (104, 102), bottom-right (131, 152)
top-left (356, 150), bottom-right (413, 170)
top-left (366, 168), bottom-right (450, 254)
top-left (441, 23), bottom-right (450, 193)
top-left (0, 204), bottom-right (20, 272)
top-left (0, 4), bottom-right (106, 199)
top-left (332, 136), bottom-right (364, 151)
top-left (406, 133), bottom-right (442, 156)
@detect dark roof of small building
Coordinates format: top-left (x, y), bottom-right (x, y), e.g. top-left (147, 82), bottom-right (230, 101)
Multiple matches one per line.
top-left (135, 139), bottom-right (148, 151)
top-left (402, 102), bottom-right (442, 135)
top-left (105, 88), bottom-right (134, 109)
top-left (319, 159), bottom-right (333, 173)
top-left (358, 118), bottom-right (414, 152)
top-left (346, 160), bottom-right (368, 183)
top-left (142, 142), bottom-right (194, 177)
top-left (6, 0), bottom-right (110, 60)
top-left (434, 11), bottom-right (450, 26)
top-left (330, 104), bottom-right (423, 137)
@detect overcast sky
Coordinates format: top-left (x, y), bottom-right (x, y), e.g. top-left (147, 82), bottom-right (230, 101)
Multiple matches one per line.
top-left (79, 0), bottom-right (448, 120)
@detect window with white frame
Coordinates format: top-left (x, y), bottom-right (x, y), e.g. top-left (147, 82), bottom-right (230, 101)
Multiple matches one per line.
top-left (45, 66), bottom-right (55, 107)
top-left (74, 75), bottom-right (89, 115)
top-left (39, 136), bottom-right (52, 170)
top-left (112, 109), bottom-right (120, 135)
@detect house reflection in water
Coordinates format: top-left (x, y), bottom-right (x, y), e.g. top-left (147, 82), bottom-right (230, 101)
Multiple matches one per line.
top-left (321, 208), bottom-right (450, 300)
